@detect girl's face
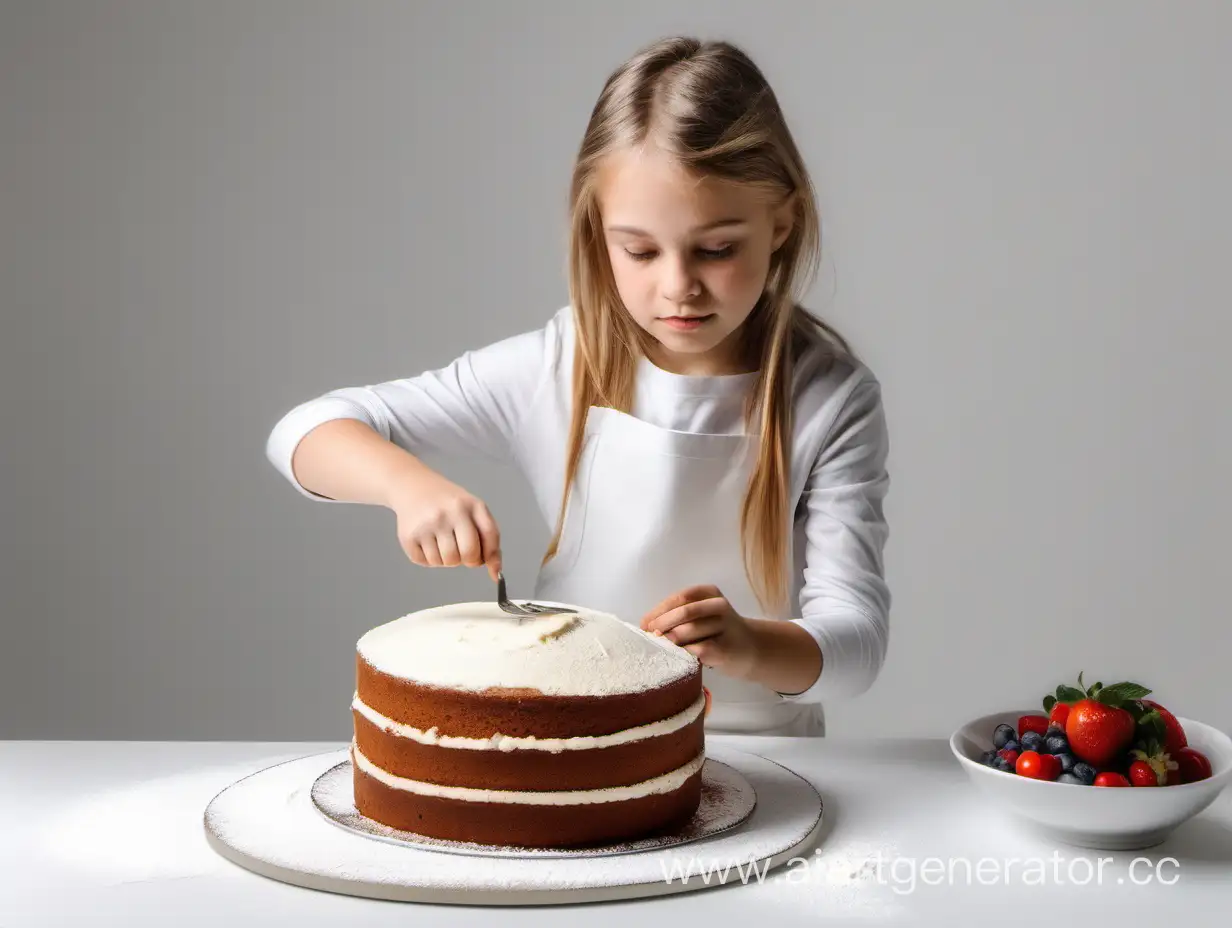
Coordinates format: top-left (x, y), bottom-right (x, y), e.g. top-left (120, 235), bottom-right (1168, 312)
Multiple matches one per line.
top-left (598, 144), bottom-right (794, 376)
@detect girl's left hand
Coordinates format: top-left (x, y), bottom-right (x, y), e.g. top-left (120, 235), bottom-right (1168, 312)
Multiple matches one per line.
top-left (639, 585), bottom-right (757, 678)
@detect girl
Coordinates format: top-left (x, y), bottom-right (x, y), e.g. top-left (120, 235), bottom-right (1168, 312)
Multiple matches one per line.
top-left (266, 36), bottom-right (891, 737)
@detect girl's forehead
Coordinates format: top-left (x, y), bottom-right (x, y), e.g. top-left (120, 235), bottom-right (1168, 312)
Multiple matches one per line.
top-left (600, 145), bottom-right (738, 197)
top-left (597, 148), bottom-right (764, 231)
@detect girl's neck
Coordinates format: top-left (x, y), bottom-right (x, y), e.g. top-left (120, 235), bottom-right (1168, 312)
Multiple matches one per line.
top-left (645, 332), bottom-right (757, 378)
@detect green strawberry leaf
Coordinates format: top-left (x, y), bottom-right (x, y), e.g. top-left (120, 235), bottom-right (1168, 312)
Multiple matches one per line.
top-left (1134, 708), bottom-right (1167, 746)
top-left (1099, 682), bottom-right (1152, 704)
top-left (1133, 736), bottom-right (1164, 759)
top-left (1056, 684), bottom-right (1085, 703)
top-left (1148, 717), bottom-right (1166, 744)
top-left (1043, 694), bottom-right (1057, 714)
top-left (1077, 671), bottom-right (1086, 692)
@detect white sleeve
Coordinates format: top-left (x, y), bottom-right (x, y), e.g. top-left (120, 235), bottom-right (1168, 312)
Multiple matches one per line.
top-left (265, 316), bottom-right (559, 501)
top-left (780, 372), bottom-right (892, 703)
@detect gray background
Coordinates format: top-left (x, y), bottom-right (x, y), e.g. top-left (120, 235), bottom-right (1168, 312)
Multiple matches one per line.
top-left (3, 1), bottom-right (1228, 742)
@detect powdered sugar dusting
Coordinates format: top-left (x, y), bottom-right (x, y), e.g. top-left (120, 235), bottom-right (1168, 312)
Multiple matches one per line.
top-left (203, 744), bottom-right (822, 900)
top-left (357, 601), bottom-right (698, 696)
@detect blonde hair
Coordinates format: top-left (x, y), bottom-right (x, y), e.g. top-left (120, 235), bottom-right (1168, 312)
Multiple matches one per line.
top-left (545, 36), bottom-right (854, 616)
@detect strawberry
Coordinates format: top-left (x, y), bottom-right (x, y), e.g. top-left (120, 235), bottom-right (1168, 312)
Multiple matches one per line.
top-left (1042, 672), bottom-right (1150, 769)
top-left (1141, 699), bottom-right (1187, 755)
top-left (1018, 715), bottom-right (1050, 739)
top-left (998, 748), bottom-right (1021, 767)
top-left (1066, 700), bottom-right (1137, 768)
top-left (1094, 771), bottom-right (1131, 787)
top-left (1128, 745), bottom-right (1178, 786)
top-left (1175, 747), bottom-right (1213, 783)
top-left (702, 686), bottom-right (712, 718)
top-left (1128, 716), bottom-right (1180, 787)
top-left (1047, 702), bottom-right (1071, 730)
top-left (1129, 759), bottom-right (1159, 786)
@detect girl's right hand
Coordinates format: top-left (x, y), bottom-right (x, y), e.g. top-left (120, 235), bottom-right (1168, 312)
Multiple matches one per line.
top-left (388, 470), bottom-right (503, 582)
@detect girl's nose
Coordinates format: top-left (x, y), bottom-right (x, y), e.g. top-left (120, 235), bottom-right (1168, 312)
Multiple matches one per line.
top-left (661, 257), bottom-right (700, 304)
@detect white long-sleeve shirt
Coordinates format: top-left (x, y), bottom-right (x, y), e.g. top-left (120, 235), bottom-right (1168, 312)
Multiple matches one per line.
top-left (266, 305), bottom-right (892, 704)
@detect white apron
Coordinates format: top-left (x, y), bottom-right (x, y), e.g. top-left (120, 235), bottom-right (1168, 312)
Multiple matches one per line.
top-left (534, 405), bottom-right (825, 737)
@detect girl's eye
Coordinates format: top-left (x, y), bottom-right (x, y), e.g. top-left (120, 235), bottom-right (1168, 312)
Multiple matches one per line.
top-left (624, 245), bottom-right (737, 262)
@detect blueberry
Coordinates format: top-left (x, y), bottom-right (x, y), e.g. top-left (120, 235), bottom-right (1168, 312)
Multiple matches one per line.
top-left (1054, 752), bottom-right (1077, 772)
top-left (993, 724), bottom-right (1017, 749)
top-left (1020, 731), bottom-right (1045, 752)
top-left (1057, 772), bottom-right (1086, 785)
top-left (1071, 762), bottom-right (1098, 785)
top-left (1002, 739), bottom-right (1021, 753)
top-left (979, 750), bottom-right (996, 765)
top-left (993, 756), bottom-right (1014, 773)
top-left (1044, 733), bottom-right (1070, 755)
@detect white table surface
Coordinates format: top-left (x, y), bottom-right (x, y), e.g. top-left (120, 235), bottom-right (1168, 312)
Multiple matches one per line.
top-left (3, 736), bottom-right (1230, 926)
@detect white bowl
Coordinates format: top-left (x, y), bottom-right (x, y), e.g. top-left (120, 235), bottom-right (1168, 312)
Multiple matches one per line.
top-left (950, 708), bottom-right (1232, 850)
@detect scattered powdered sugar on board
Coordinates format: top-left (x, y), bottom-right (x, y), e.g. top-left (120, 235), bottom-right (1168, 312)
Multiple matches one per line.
top-left (203, 744), bottom-right (823, 902)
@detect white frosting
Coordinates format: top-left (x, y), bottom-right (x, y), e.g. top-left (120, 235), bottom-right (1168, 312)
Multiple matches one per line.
top-left (356, 601), bottom-right (698, 696)
top-left (351, 741), bottom-right (705, 805)
top-left (352, 691), bottom-right (706, 752)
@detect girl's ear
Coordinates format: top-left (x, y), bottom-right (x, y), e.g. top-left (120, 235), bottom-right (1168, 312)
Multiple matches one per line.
top-left (770, 193), bottom-right (797, 252)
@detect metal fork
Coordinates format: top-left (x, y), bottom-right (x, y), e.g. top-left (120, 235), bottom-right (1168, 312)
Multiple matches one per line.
top-left (496, 571), bottom-right (577, 618)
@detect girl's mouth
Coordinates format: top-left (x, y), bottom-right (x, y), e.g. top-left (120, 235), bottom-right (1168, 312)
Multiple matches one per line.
top-left (661, 314), bottom-right (714, 331)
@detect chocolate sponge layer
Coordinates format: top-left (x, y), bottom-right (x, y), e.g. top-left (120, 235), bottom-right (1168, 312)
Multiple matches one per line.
top-left (351, 651), bottom-right (705, 846)
top-left (356, 654), bottom-right (702, 738)
top-left (351, 744), bottom-right (704, 849)
top-left (353, 705), bottom-right (704, 790)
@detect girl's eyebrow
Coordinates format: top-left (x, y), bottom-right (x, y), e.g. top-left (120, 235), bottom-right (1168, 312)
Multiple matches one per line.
top-left (605, 218), bottom-right (748, 235)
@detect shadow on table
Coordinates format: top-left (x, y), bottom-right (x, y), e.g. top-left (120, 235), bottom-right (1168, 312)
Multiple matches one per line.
top-left (1151, 816), bottom-right (1232, 865)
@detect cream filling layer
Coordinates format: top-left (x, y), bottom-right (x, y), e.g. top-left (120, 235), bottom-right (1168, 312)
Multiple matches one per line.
top-left (351, 690), bottom-right (705, 753)
top-left (351, 741), bottom-right (705, 805)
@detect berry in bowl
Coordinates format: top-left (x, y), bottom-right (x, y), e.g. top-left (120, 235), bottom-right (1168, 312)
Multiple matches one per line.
top-left (950, 673), bottom-right (1232, 850)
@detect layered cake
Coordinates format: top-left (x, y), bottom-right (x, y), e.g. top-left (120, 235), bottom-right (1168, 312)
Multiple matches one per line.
top-left (350, 601), bottom-right (707, 848)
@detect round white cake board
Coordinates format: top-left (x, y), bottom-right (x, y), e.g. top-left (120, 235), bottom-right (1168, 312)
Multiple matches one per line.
top-left (203, 743), bottom-right (824, 905)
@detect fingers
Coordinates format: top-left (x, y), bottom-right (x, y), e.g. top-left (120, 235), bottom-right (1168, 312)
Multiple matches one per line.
top-left (684, 639), bottom-right (720, 667)
top-left (452, 518), bottom-right (483, 569)
top-left (644, 596), bottom-right (729, 636)
top-left (660, 615), bottom-right (725, 646)
top-left (411, 537), bottom-right (443, 567)
top-left (403, 538), bottom-right (428, 567)
top-left (471, 502), bottom-right (503, 581)
top-left (395, 493), bottom-right (501, 577)
top-left (640, 585), bottom-right (722, 629)
top-left (435, 530), bottom-right (461, 567)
